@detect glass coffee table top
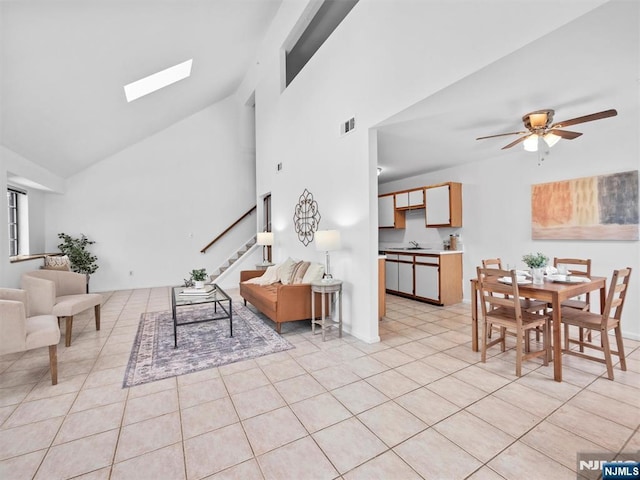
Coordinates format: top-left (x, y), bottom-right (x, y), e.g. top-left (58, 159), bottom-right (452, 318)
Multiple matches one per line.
top-left (172, 284), bottom-right (231, 306)
top-left (171, 284), bottom-right (233, 347)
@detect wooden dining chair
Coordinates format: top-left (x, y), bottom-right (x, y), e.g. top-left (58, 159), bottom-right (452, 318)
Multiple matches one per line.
top-left (554, 258), bottom-right (592, 310)
top-left (482, 258), bottom-right (502, 269)
top-left (482, 258), bottom-right (548, 341)
top-left (477, 267), bottom-right (551, 377)
top-left (554, 257), bottom-right (593, 346)
top-left (561, 267), bottom-right (631, 380)
top-left (482, 258), bottom-right (547, 311)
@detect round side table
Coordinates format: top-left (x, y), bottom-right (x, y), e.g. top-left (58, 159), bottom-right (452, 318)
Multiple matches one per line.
top-left (311, 279), bottom-right (343, 341)
top-left (255, 262), bottom-right (274, 271)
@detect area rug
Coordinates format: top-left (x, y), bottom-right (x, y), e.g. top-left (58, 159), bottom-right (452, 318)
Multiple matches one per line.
top-left (123, 303), bottom-right (294, 388)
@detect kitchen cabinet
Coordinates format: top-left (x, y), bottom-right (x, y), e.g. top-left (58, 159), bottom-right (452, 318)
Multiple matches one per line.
top-left (415, 259), bottom-right (439, 301)
top-left (425, 182), bottom-right (462, 227)
top-left (398, 260), bottom-right (413, 295)
top-left (385, 254), bottom-right (413, 294)
top-left (378, 194), bottom-right (405, 229)
top-left (385, 254), bottom-right (399, 291)
top-left (395, 188), bottom-right (425, 210)
top-left (379, 182), bottom-right (461, 229)
top-left (382, 250), bottom-right (462, 306)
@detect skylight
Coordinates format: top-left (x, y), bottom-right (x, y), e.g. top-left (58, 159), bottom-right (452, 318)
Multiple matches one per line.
top-left (124, 59), bottom-right (193, 102)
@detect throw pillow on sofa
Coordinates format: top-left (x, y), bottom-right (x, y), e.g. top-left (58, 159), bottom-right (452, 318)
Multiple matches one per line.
top-left (301, 263), bottom-right (325, 283)
top-left (278, 257), bottom-right (298, 285)
top-left (291, 261), bottom-right (310, 284)
top-left (244, 263), bottom-right (281, 285)
top-left (42, 255), bottom-right (71, 271)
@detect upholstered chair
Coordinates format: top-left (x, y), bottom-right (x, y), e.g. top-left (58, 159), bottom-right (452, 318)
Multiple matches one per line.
top-left (0, 288), bottom-right (61, 385)
top-left (21, 270), bottom-right (102, 347)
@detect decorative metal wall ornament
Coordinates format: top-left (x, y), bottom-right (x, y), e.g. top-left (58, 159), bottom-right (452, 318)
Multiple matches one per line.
top-left (293, 189), bottom-right (321, 246)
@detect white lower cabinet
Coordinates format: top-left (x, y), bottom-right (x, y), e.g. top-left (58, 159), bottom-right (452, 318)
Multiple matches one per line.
top-left (383, 251), bottom-right (462, 306)
top-left (385, 260), bottom-right (399, 291)
top-left (385, 255), bottom-right (413, 295)
top-left (415, 263), bottom-right (439, 301)
top-left (398, 262), bottom-right (413, 295)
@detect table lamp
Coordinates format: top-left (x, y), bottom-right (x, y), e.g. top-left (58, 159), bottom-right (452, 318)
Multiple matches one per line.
top-left (257, 232), bottom-right (274, 265)
top-left (315, 230), bottom-right (341, 280)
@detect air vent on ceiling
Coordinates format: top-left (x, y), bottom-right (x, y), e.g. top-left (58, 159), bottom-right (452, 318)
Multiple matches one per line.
top-left (341, 117), bottom-right (355, 136)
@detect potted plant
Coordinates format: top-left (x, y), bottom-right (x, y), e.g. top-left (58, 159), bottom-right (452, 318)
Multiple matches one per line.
top-left (190, 268), bottom-right (208, 289)
top-left (57, 233), bottom-right (99, 292)
top-left (522, 252), bottom-right (548, 285)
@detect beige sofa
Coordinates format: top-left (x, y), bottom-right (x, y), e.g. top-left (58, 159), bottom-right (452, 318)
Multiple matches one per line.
top-left (21, 270), bottom-right (102, 347)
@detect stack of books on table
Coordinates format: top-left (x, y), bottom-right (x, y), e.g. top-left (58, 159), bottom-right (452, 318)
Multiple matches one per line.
top-left (179, 285), bottom-right (215, 296)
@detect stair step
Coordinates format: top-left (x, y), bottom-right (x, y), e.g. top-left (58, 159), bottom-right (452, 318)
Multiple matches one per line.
top-left (209, 234), bottom-right (258, 283)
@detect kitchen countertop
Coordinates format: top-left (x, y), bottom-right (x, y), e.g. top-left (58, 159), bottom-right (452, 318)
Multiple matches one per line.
top-left (380, 248), bottom-right (463, 255)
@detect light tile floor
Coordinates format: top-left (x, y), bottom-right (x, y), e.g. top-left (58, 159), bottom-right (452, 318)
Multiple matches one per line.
top-left (1, 287), bottom-right (638, 480)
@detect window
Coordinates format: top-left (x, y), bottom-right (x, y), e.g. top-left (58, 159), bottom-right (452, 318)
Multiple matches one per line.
top-left (285, 0), bottom-right (359, 87)
top-left (7, 188), bottom-right (24, 256)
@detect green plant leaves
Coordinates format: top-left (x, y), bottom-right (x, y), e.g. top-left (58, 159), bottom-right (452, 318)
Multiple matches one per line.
top-left (57, 233), bottom-right (99, 275)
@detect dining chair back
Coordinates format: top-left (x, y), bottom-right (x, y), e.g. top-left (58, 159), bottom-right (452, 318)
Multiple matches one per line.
top-left (476, 267), bottom-right (550, 377)
top-left (554, 257), bottom-right (593, 346)
top-left (480, 257), bottom-right (547, 317)
top-left (482, 258), bottom-right (502, 269)
top-left (561, 267), bottom-right (632, 380)
top-left (554, 257), bottom-right (592, 310)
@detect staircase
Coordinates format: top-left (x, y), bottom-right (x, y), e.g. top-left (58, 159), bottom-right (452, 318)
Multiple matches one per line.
top-left (208, 235), bottom-right (257, 283)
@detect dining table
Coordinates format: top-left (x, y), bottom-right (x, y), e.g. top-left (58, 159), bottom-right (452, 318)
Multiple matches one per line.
top-left (469, 275), bottom-right (607, 382)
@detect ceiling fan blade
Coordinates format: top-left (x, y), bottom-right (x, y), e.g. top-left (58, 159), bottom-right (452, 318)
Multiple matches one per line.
top-left (476, 131), bottom-right (528, 140)
top-left (548, 129), bottom-right (583, 140)
top-left (550, 109), bottom-right (617, 129)
top-left (501, 135), bottom-right (530, 150)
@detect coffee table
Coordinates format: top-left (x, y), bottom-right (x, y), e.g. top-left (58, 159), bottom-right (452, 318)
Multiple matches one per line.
top-left (171, 284), bottom-right (233, 348)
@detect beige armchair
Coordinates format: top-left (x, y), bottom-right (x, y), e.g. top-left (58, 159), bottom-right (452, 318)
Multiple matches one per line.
top-left (21, 270), bottom-right (102, 347)
top-left (0, 288), bottom-right (61, 385)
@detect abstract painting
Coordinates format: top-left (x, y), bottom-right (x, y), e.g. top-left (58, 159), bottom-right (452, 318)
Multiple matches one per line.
top-left (531, 170), bottom-right (639, 240)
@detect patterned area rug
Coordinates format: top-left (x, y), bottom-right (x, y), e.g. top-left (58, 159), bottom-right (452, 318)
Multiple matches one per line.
top-left (123, 303), bottom-right (294, 388)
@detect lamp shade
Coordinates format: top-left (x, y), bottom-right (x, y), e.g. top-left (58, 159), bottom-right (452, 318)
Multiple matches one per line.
top-left (543, 133), bottom-right (561, 148)
top-left (523, 134), bottom-right (539, 152)
top-left (256, 232), bottom-right (274, 246)
top-left (315, 230), bottom-right (341, 251)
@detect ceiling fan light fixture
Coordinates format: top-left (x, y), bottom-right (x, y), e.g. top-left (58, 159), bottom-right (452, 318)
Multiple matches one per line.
top-left (478, 108), bottom-right (615, 152)
top-left (529, 112), bottom-right (549, 128)
top-left (543, 132), bottom-right (561, 148)
top-left (523, 135), bottom-right (539, 152)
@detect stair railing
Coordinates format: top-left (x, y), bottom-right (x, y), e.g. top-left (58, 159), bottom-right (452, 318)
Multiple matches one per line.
top-left (200, 205), bottom-right (257, 254)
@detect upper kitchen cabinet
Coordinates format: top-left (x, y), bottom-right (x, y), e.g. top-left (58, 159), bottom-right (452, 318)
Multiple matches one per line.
top-left (395, 188), bottom-right (425, 210)
top-left (378, 193), bottom-right (406, 228)
top-left (425, 182), bottom-right (462, 227)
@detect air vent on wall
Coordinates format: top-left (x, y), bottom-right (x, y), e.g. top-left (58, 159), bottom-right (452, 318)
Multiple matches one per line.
top-left (341, 117), bottom-right (356, 136)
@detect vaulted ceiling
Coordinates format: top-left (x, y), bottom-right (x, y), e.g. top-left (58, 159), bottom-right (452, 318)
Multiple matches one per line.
top-left (1, 1), bottom-right (637, 183)
top-left (0, 0), bottom-right (282, 178)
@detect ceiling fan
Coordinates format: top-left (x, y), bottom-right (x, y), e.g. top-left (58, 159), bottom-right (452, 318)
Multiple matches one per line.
top-left (476, 108), bottom-right (618, 151)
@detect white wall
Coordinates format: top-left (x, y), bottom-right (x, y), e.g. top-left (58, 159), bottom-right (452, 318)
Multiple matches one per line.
top-left (43, 95), bottom-right (257, 292)
top-left (0, 146), bottom-right (65, 287)
top-left (246, 0), bottom-right (608, 343)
